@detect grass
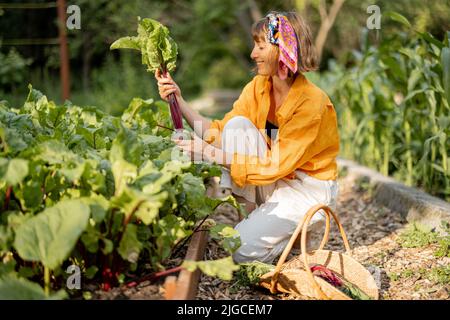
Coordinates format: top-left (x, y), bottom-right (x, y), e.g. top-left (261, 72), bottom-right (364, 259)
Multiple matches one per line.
top-left (397, 221), bottom-right (450, 258)
top-left (429, 266), bottom-right (450, 285)
top-left (387, 222), bottom-right (450, 287)
top-left (388, 269), bottom-right (415, 282)
top-left (316, 30), bottom-right (450, 202)
top-left (397, 223), bottom-right (439, 248)
top-left (354, 176), bottom-right (376, 197)
top-left (388, 266), bottom-right (450, 286)
top-left (388, 221), bottom-right (450, 285)
top-left (338, 166), bottom-right (349, 178)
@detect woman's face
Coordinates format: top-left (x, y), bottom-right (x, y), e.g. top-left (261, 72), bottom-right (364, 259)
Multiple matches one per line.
top-left (251, 40), bottom-right (276, 76)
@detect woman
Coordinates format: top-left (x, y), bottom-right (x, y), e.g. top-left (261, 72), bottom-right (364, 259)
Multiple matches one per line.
top-left (155, 11), bottom-right (339, 264)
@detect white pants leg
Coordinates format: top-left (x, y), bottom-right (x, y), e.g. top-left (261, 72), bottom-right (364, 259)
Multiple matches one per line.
top-left (219, 116), bottom-right (276, 205)
top-left (218, 116), bottom-right (339, 264)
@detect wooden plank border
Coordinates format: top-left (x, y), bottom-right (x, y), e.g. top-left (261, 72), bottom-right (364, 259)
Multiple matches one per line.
top-left (166, 229), bottom-right (209, 300)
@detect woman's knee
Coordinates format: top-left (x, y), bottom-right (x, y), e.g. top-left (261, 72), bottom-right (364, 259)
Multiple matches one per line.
top-left (223, 116), bottom-right (253, 131)
top-left (231, 206), bottom-right (291, 264)
top-left (221, 116), bottom-right (265, 156)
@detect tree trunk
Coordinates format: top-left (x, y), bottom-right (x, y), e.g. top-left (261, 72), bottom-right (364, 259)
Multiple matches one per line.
top-left (82, 35), bottom-right (93, 92)
top-left (314, 0), bottom-right (345, 63)
top-left (247, 0), bottom-right (262, 22)
top-left (236, 10), bottom-right (254, 51)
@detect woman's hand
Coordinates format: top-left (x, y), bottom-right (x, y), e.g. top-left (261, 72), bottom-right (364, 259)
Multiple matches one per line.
top-left (173, 133), bottom-right (211, 162)
top-left (173, 134), bottom-right (231, 167)
top-left (155, 69), bottom-right (183, 103)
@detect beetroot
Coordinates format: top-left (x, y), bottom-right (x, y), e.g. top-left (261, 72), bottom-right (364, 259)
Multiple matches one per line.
top-left (161, 67), bottom-right (183, 130)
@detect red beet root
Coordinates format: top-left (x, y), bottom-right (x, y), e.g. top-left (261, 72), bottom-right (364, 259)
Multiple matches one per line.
top-left (161, 68), bottom-right (183, 130)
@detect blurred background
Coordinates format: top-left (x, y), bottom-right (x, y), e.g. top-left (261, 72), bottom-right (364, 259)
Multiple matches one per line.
top-left (1, 0), bottom-right (450, 200)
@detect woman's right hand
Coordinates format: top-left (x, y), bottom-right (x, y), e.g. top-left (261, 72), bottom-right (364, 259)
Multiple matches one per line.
top-left (155, 69), bottom-right (182, 103)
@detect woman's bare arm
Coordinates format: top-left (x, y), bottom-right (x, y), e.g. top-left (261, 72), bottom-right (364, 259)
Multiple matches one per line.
top-left (155, 70), bottom-right (212, 138)
top-left (177, 97), bottom-right (212, 138)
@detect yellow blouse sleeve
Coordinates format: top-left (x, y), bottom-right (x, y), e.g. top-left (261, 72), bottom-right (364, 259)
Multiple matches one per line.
top-left (230, 99), bottom-right (324, 187)
top-left (203, 79), bottom-right (256, 147)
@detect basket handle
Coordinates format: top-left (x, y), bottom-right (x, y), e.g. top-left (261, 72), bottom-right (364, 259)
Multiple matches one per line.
top-left (300, 204), bottom-right (351, 299)
top-left (269, 204), bottom-right (330, 294)
top-left (270, 204), bottom-right (351, 298)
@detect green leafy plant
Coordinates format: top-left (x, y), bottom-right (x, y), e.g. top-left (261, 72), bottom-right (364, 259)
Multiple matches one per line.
top-left (397, 223), bottom-right (439, 248)
top-left (235, 261), bottom-right (274, 287)
top-left (110, 17), bottom-right (183, 129)
top-left (316, 14), bottom-right (450, 201)
top-left (397, 221), bottom-right (450, 258)
top-left (209, 223), bottom-right (241, 254)
top-left (110, 17), bottom-right (177, 73)
top-left (434, 221), bottom-right (450, 258)
top-left (429, 265), bottom-right (450, 285)
top-left (389, 265), bottom-right (450, 286)
top-left (0, 86), bottom-right (240, 298)
top-left (0, 48), bottom-right (32, 89)
top-left (182, 256), bottom-right (239, 281)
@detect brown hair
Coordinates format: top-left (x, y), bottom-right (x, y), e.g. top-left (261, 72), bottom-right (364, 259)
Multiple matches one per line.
top-left (251, 11), bottom-right (318, 75)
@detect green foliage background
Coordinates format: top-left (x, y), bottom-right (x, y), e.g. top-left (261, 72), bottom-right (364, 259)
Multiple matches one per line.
top-left (2, 0), bottom-right (447, 109)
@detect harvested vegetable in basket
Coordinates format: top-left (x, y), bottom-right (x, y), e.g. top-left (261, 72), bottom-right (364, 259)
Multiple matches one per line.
top-left (236, 261), bottom-right (275, 286)
top-left (311, 264), bottom-right (372, 300)
top-left (237, 261), bottom-right (371, 300)
top-left (110, 17), bottom-right (184, 130)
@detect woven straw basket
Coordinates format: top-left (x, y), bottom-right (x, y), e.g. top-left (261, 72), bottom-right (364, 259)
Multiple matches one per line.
top-left (259, 204), bottom-right (379, 300)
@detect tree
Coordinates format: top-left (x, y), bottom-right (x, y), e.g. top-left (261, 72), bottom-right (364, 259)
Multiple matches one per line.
top-left (294, 0), bottom-right (345, 63)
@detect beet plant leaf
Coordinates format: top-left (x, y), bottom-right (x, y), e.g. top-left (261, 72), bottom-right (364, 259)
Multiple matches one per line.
top-left (110, 17), bottom-right (183, 130)
top-left (118, 224), bottom-right (142, 264)
top-left (13, 199), bottom-right (90, 270)
top-left (110, 17), bottom-right (178, 73)
top-left (0, 84), bottom-right (239, 297)
top-left (209, 223), bottom-right (241, 254)
top-left (182, 257), bottom-right (239, 281)
top-left (0, 274), bottom-right (67, 300)
top-left (0, 158), bottom-right (29, 186)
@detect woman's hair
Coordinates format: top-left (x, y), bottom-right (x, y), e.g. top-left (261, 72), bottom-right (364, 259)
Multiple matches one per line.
top-left (251, 11), bottom-right (318, 75)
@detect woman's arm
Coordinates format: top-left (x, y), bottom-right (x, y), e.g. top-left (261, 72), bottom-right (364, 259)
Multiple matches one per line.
top-left (155, 70), bottom-right (211, 138)
top-left (173, 134), bottom-right (232, 169)
top-left (177, 97), bottom-right (212, 138)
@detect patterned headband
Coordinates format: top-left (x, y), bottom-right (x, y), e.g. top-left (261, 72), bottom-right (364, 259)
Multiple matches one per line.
top-left (266, 13), bottom-right (299, 76)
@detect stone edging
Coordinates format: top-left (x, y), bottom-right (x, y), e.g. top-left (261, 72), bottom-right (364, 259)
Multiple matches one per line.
top-left (337, 158), bottom-right (450, 233)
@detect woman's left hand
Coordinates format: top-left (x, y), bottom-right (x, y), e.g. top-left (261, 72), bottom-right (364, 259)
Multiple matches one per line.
top-left (173, 133), bottom-right (223, 164)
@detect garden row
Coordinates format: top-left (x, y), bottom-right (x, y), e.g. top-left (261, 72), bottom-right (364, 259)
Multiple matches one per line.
top-left (0, 86), bottom-right (240, 299)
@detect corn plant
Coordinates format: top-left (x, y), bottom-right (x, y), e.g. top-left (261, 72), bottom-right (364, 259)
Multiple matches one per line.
top-left (316, 15), bottom-right (450, 201)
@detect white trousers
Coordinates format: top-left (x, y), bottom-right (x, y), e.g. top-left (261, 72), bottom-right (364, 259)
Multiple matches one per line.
top-left (219, 116), bottom-right (339, 264)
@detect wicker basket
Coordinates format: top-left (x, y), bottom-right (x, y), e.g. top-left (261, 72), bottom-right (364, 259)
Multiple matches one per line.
top-left (259, 204), bottom-right (379, 300)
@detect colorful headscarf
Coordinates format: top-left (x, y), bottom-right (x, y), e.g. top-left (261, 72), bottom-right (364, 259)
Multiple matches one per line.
top-left (266, 13), bottom-right (299, 79)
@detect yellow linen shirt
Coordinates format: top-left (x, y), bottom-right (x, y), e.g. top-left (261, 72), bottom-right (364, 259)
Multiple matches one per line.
top-left (204, 73), bottom-right (339, 187)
